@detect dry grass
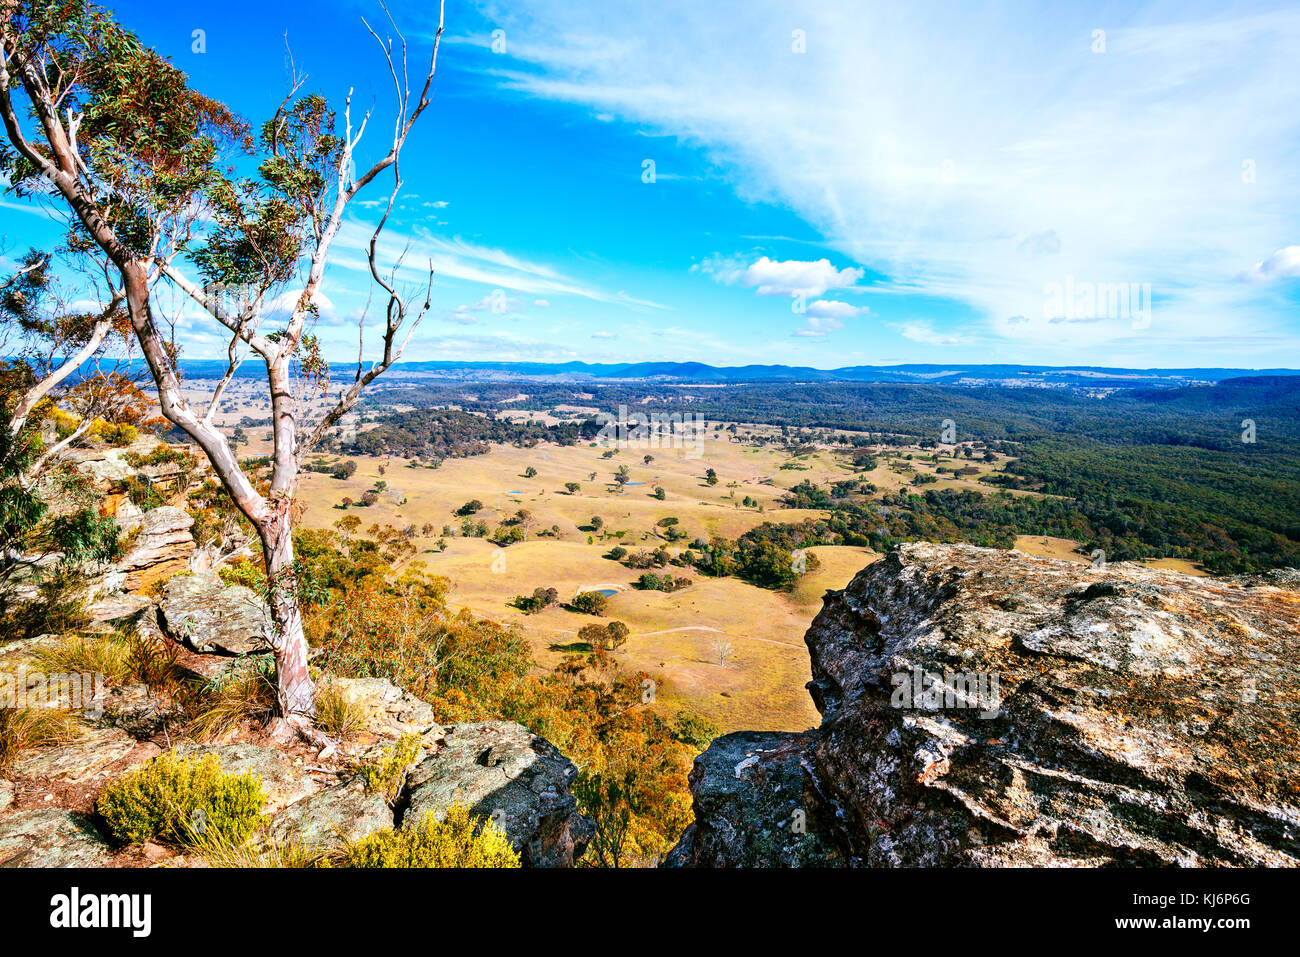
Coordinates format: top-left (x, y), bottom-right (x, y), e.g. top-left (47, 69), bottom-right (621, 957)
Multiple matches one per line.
top-left (201, 834), bottom-right (328, 868)
top-left (314, 681), bottom-right (368, 739)
top-left (185, 666), bottom-right (277, 742)
top-left (30, 632), bottom-right (133, 684)
top-left (0, 706), bottom-right (82, 773)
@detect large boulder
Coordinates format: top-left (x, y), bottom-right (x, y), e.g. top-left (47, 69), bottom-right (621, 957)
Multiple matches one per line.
top-left (664, 731), bottom-right (842, 867)
top-left (169, 742), bottom-right (318, 815)
top-left (267, 777), bottom-right (394, 850)
top-left (11, 726), bottom-right (142, 785)
top-left (116, 506), bottom-right (195, 592)
top-left (404, 721), bottom-right (594, 867)
top-left (669, 543), bottom-right (1300, 867)
top-left (325, 677), bottom-right (444, 746)
top-left (0, 810), bottom-right (115, 867)
top-left (158, 572), bottom-right (270, 656)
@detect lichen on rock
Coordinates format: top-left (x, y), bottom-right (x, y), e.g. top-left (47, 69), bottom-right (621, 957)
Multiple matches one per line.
top-left (669, 543), bottom-right (1300, 867)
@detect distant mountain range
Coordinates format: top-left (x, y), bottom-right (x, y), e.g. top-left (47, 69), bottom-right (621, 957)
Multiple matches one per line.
top-left (152, 358), bottom-right (1300, 390)
top-left (275, 360), bottom-right (1300, 390)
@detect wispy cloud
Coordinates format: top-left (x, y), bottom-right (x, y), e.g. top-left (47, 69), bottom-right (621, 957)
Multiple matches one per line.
top-left (330, 221), bottom-right (668, 310)
top-left (473, 0), bottom-right (1300, 361)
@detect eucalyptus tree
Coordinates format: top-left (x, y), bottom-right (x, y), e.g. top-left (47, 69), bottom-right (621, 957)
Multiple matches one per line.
top-left (0, 0), bottom-right (445, 729)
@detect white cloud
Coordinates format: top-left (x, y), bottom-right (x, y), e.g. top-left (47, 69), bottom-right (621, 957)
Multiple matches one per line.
top-left (696, 254), bottom-right (864, 298)
top-left (446, 291), bottom-right (523, 324)
top-left (896, 321), bottom-right (974, 347)
top-left (591, 330), bottom-right (615, 339)
top-left (534, 298), bottom-right (552, 307)
top-left (479, 0), bottom-right (1300, 362)
top-left (330, 222), bottom-right (668, 310)
top-left (743, 257), bottom-right (864, 297)
top-left (805, 299), bottom-right (865, 320)
top-left (793, 316), bottom-right (844, 338)
top-left (1240, 245), bottom-right (1300, 281)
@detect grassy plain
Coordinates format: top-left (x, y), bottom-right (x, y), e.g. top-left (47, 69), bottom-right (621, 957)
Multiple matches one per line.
top-left (207, 397), bottom-right (1207, 732)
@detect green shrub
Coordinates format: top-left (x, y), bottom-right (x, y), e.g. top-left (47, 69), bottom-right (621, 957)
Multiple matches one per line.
top-left (47, 508), bottom-right (122, 563)
top-left (340, 803), bottom-right (519, 868)
top-left (97, 751), bottom-right (267, 848)
top-left (568, 590), bottom-right (608, 616)
top-left (672, 711), bottom-right (720, 749)
top-left (0, 562), bottom-right (90, 640)
top-left (358, 733), bottom-right (422, 803)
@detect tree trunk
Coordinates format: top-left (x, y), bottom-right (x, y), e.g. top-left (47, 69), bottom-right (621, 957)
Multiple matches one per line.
top-left (260, 498), bottom-right (315, 718)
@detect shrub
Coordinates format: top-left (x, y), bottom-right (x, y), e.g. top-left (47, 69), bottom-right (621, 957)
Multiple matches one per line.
top-left (358, 732), bottom-right (422, 803)
top-left (125, 474), bottom-right (167, 511)
top-left (47, 508), bottom-right (122, 563)
top-left (97, 751), bottom-right (267, 848)
top-left (94, 421), bottom-right (139, 446)
top-left (672, 711), bottom-right (720, 749)
top-left (455, 499), bottom-right (483, 516)
top-left (568, 590), bottom-right (608, 616)
top-left (186, 663), bottom-right (277, 742)
top-left (315, 682), bottom-right (368, 739)
top-left (339, 803), bottom-right (519, 868)
top-left (0, 562), bottom-right (90, 641)
top-left (32, 632), bottom-right (133, 684)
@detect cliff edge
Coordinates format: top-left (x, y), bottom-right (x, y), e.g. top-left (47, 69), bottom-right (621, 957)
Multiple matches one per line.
top-left (668, 543), bottom-right (1300, 867)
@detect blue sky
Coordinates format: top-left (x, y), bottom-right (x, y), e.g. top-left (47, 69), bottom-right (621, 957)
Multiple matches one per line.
top-left (5, 0), bottom-right (1300, 368)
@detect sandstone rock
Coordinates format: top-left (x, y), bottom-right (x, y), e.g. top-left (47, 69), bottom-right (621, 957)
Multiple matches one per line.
top-left (327, 677), bottom-right (444, 744)
top-left (267, 777), bottom-right (394, 850)
top-left (170, 742), bottom-right (317, 815)
top-left (86, 591), bottom-right (155, 623)
top-left (670, 543), bottom-right (1300, 867)
top-left (114, 498), bottom-right (145, 532)
top-left (159, 572), bottom-right (270, 656)
top-left (99, 683), bottom-right (185, 739)
top-left (68, 444), bottom-right (143, 487)
top-left (0, 780), bottom-right (13, 812)
top-left (12, 725), bottom-right (138, 784)
top-left (405, 721), bottom-right (593, 867)
top-left (117, 506), bottom-right (195, 592)
top-left (0, 809), bottom-right (115, 867)
top-left (664, 731), bottom-right (842, 868)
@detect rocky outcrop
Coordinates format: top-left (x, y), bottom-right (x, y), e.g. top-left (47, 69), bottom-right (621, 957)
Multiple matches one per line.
top-left (267, 777), bottom-right (394, 850)
top-left (158, 572), bottom-right (270, 656)
top-left (326, 677), bottom-right (444, 746)
top-left (0, 810), bottom-right (115, 867)
top-left (663, 731), bottom-right (842, 867)
top-left (405, 721), bottom-right (594, 867)
top-left (669, 543), bottom-right (1300, 867)
top-left (11, 726), bottom-right (141, 784)
top-left (116, 506), bottom-right (195, 592)
top-left (169, 742), bottom-right (318, 815)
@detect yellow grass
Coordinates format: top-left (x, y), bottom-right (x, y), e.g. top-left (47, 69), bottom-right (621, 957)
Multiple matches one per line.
top-left (292, 439), bottom-right (882, 732)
